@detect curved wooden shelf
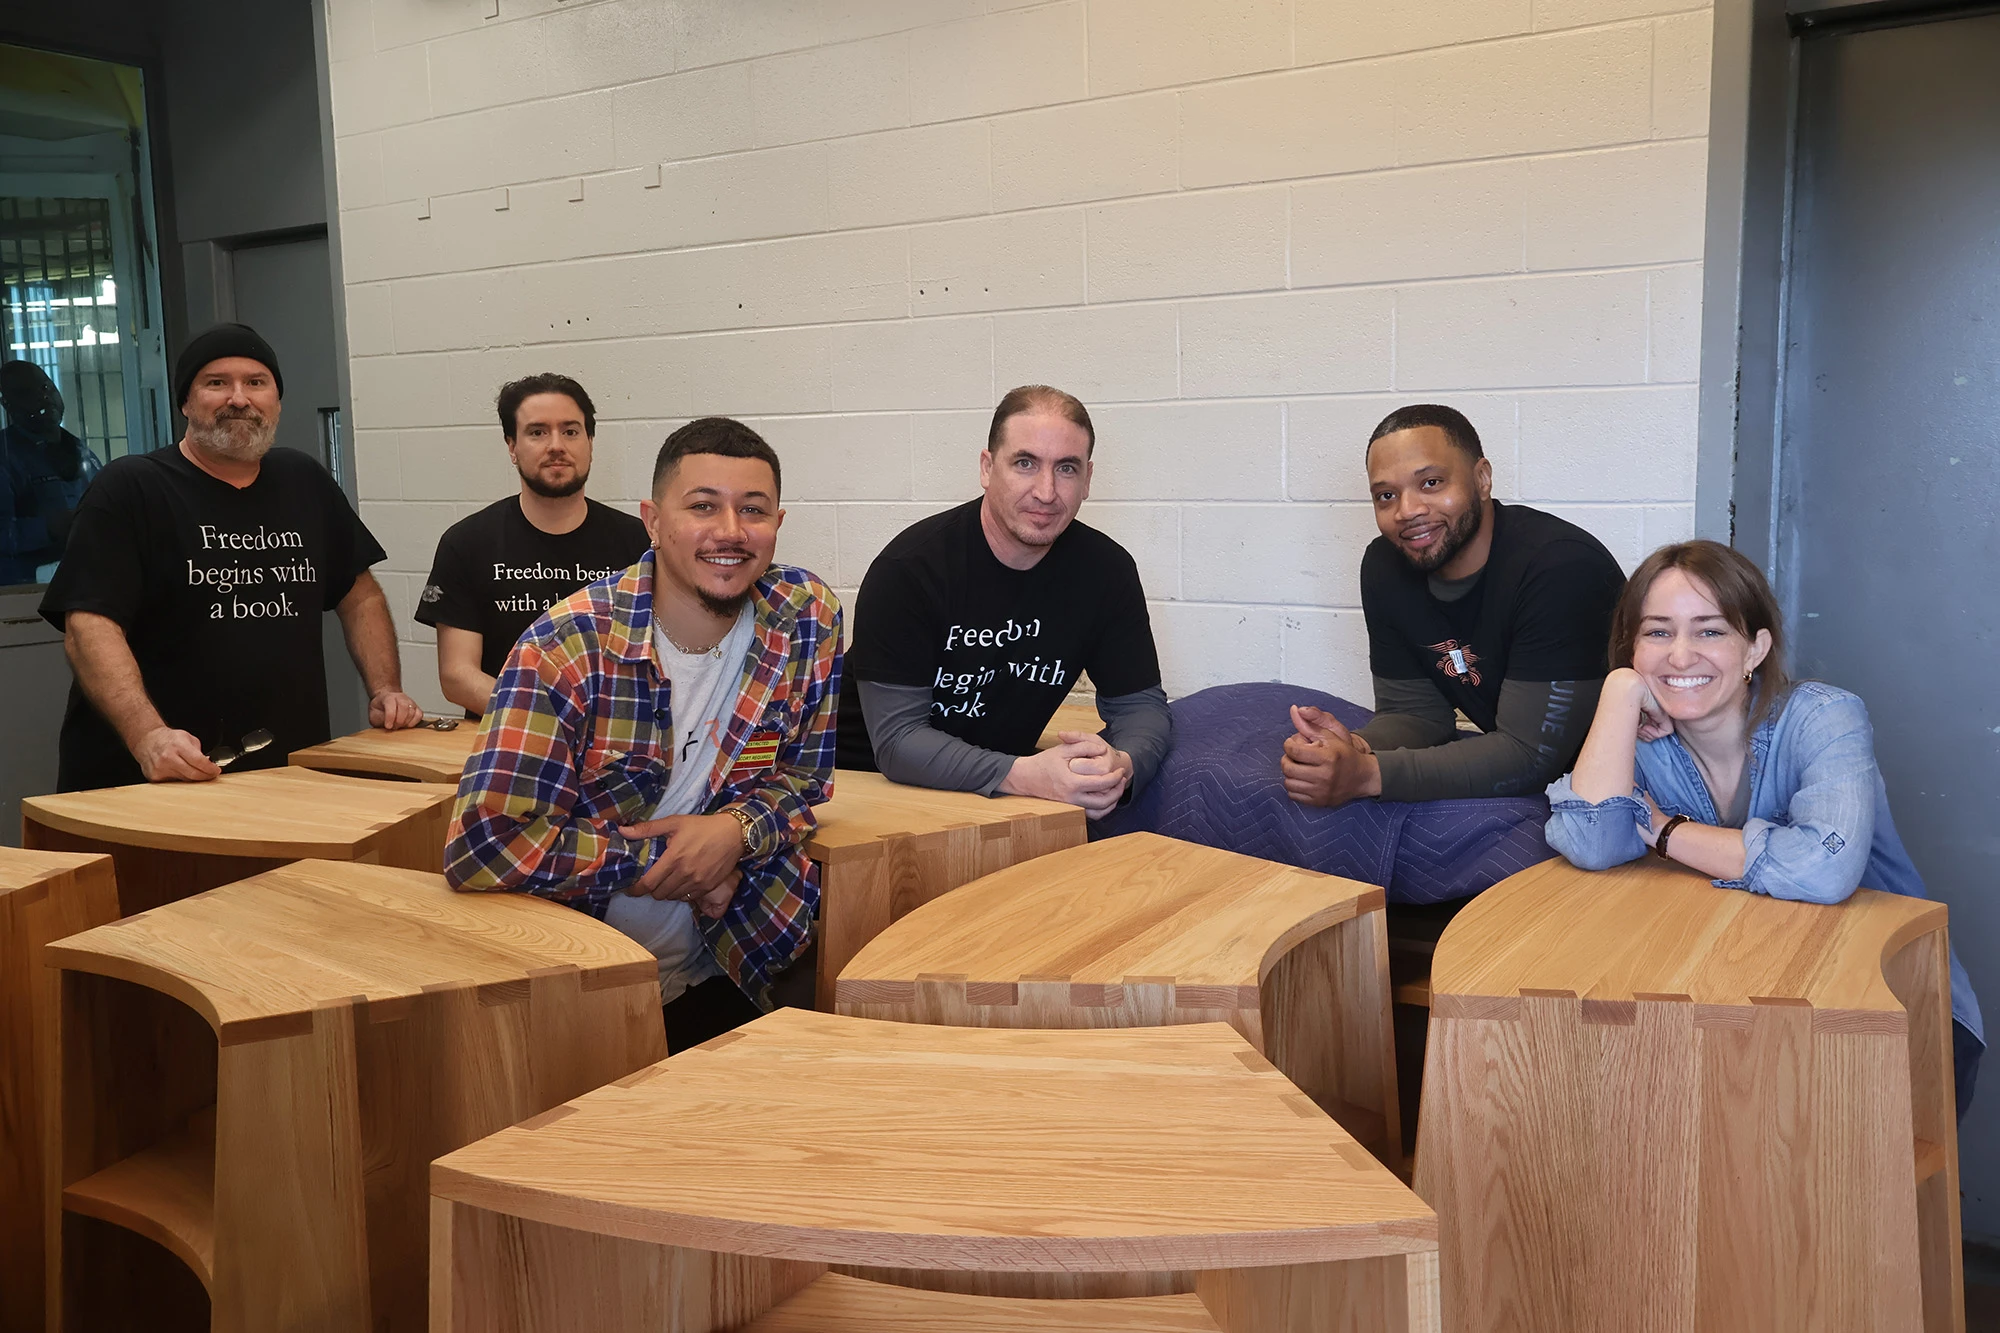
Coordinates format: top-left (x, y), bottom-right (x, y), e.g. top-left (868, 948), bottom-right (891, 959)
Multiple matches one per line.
top-left (0, 848), bottom-right (121, 1333)
top-left (22, 766), bottom-right (455, 861)
top-left (836, 833), bottom-right (1399, 1162)
top-left (1428, 855), bottom-right (1943, 1021)
top-left (46, 859), bottom-right (659, 1041)
top-left (48, 861), bottom-right (667, 1333)
top-left (806, 770), bottom-right (1087, 1008)
top-left (1415, 857), bottom-right (1963, 1333)
top-left (807, 771), bottom-right (1083, 866)
top-left (62, 1107), bottom-right (217, 1291)
top-left (740, 1272), bottom-right (1221, 1332)
top-left (288, 725), bottom-right (479, 785)
top-left (838, 832), bottom-right (1378, 997)
top-left (432, 1011), bottom-right (1439, 1331)
top-left (434, 1009), bottom-right (1432, 1273)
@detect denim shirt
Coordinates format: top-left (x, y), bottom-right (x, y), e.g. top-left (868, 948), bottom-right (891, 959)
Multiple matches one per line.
top-left (1546, 681), bottom-right (1983, 1045)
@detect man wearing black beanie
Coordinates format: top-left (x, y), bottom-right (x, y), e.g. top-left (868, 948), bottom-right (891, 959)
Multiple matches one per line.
top-left (39, 322), bottom-right (423, 790)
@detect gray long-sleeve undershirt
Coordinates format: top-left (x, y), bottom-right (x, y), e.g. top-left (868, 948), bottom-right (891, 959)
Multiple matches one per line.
top-left (858, 680), bottom-right (1173, 800)
top-left (1358, 674), bottom-right (1601, 802)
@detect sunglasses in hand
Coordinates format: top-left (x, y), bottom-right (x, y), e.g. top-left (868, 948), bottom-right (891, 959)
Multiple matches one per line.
top-left (206, 728), bottom-right (275, 769)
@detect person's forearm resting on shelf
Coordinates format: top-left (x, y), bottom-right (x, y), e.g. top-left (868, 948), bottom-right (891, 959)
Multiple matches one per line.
top-left (1558, 668), bottom-right (1750, 882)
top-left (1287, 675), bottom-right (1600, 807)
top-left (858, 679), bottom-right (1169, 817)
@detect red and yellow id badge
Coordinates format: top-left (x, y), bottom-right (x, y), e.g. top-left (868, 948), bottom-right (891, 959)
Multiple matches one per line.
top-left (727, 734), bottom-right (782, 785)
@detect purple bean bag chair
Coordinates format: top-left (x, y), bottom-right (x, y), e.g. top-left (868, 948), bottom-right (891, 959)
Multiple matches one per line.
top-left (1093, 682), bottom-right (1555, 905)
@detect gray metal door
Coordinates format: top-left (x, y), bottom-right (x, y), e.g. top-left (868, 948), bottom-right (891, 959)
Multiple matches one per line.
top-left (229, 232), bottom-right (338, 471)
top-left (1780, 7), bottom-right (2000, 1222)
top-left (228, 231), bottom-right (365, 735)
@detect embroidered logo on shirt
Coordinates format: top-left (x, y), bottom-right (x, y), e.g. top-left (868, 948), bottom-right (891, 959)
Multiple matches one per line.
top-left (1426, 638), bottom-right (1482, 687)
top-left (1822, 832), bottom-right (1846, 856)
top-left (420, 583), bottom-right (443, 603)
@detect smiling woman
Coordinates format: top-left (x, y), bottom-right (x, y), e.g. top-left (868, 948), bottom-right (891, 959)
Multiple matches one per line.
top-left (1546, 539), bottom-right (1986, 1116)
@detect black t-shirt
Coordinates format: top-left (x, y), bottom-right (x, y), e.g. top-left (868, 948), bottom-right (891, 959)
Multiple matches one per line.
top-left (836, 499), bottom-right (1163, 768)
top-left (41, 445), bottom-right (386, 791)
top-left (1361, 501), bottom-right (1625, 732)
top-left (414, 496), bottom-right (648, 678)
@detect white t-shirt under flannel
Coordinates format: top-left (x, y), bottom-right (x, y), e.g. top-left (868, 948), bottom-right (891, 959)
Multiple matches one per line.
top-left (603, 605), bottom-right (756, 1003)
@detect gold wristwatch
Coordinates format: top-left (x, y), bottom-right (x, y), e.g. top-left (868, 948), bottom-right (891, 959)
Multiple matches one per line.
top-left (723, 806), bottom-right (756, 857)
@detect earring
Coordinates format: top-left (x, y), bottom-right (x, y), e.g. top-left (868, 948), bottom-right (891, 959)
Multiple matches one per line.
top-left (1743, 669), bottom-right (1754, 685)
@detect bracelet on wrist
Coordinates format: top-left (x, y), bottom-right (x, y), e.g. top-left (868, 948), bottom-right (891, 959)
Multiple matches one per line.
top-left (1653, 813), bottom-right (1692, 861)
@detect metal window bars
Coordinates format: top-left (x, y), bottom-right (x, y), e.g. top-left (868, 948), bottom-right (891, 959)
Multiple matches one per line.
top-left (0, 195), bottom-right (128, 461)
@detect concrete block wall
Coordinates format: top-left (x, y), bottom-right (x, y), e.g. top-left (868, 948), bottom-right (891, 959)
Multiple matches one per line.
top-left (326, 0), bottom-right (1713, 712)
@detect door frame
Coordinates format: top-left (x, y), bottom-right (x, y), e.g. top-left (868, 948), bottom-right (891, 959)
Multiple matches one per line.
top-left (1700, 0), bottom-right (2000, 577)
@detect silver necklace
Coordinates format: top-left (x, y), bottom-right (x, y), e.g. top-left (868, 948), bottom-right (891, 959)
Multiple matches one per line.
top-left (662, 626), bottom-right (725, 659)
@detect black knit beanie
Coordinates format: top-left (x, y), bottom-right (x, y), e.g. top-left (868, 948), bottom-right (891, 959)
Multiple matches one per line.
top-left (173, 323), bottom-right (284, 410)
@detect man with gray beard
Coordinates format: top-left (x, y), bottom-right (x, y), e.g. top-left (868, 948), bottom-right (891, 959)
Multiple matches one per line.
top-left (40, 322), bottom-right (421, 790)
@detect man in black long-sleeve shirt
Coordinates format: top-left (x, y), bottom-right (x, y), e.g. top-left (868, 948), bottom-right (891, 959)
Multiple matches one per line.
top-left (1282, 404), bottom-right (1625, 809)
top-left (836, 385), bottom-right (1172, 818)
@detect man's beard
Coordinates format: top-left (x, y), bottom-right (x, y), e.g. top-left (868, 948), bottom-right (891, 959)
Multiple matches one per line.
top-left (1403, 502), bottom-right (1483, 573)
top-left (521, 460), bottom-right (588, 499)
top-left (189, 409), bottom-right (275, 463)
top-left (697, 586), bottom-right (752, 617)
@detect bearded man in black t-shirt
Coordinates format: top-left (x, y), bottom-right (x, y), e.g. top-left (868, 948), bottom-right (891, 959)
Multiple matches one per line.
top-left (1283, 404), bottom-right (1625, 809)
top-left (41, 323), bottom-right (423, 791)
top-left (837, 385), bottom-right (1172, 817)
top-left (415, 373), bottom-right (648, 717)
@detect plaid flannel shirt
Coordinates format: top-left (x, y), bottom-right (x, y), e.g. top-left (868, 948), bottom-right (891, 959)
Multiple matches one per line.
top-left (444, 552), bottom-right (842, 1004)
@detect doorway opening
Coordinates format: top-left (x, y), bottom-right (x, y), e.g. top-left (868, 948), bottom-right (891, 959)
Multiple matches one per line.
top-left (1, 40), bottom-right (170, 592)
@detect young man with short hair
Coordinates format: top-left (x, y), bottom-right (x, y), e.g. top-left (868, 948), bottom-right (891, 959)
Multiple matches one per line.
top-left (1283, 404), bottom-right (1626, 809)
top-left (836, 384), bottom-right (1171, 816)
top-left (41, 322), bottom-right (421, 791)
top-left (446, 418), bottom-right (840, 1050)
top-left (417, 373), bottom-right (648, 716)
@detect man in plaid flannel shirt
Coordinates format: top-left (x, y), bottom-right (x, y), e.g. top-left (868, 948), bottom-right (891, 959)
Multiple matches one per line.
top-left (445, 418), bottom-right (840, 1046)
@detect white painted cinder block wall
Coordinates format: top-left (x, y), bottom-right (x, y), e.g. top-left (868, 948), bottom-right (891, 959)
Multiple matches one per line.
top-left (324, 0), bottom-right (1713, 715)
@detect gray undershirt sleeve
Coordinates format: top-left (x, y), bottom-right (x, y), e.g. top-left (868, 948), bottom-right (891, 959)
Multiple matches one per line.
top-left (857, 680), bottom-right (1017, 796)
top-left (1372, 677), bottom-right (1604, 803)
top-left (1095, 685), bottom-right (1172, 797)
top-left (1357, 675), bottom-right (1459, 753)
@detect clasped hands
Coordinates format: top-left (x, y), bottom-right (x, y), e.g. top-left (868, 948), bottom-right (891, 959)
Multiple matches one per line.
top-left (615, 812), bottom-right (743, 917)
top-left (1002, 731), bottom-right (1132, 818)
top-left (1281, 704), bottom-right (1382, 808)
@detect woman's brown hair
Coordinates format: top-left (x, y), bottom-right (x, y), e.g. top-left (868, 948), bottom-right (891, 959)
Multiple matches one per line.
top-left (1609, 540), bottom-right (1792, 726)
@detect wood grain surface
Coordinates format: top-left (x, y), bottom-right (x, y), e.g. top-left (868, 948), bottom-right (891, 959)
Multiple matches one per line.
top-left (1429, 855), bottom-right (1943, 1020)
top-left (838, 832), bottom-right (1380, 995)
top-left (0, 850), bottom-right (120, 1333)
top-left (433, 1008), bottom-right (1433, 1272)
top-left (288, 724), bottom-right (479, 785)
top-left (836, 833), bottom-right (1400, 1165)
top-left (46, 859), bottom-right (657, 1038)
top-left (808, 770), bottom-right (1086, 1007)
top-left (48, 860), bottom-right (666, 1333)
top-left (1416, 857), bottom-right (1961, 1333)
top-left (23, 766), bottom-right (454, 861)
top-left (807, 770), bottom-right (1083, 861)
top-left (740, 1272), bottom-right (1223, 1331)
